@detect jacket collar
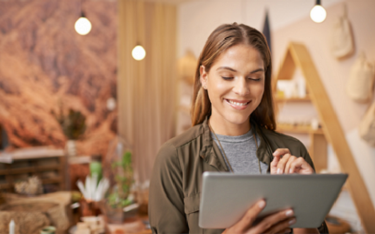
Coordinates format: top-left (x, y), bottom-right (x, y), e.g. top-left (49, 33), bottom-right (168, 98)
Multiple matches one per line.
top-left (199, 117), bottom-right (229, 172)
top-left (199, 117), bottom-right (273, 172)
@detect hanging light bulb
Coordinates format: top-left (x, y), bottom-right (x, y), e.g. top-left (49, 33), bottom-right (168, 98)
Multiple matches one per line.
top-left (132, 45), bottom-right (146, 61)
top-left (310, 0), bottom-right (327, 23)
top-left (75, 12), bottom-right (92, 35)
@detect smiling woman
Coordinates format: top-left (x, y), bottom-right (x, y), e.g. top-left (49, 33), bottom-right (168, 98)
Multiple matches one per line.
top-left (149, 23), bottom-right (328, 234)
top-left (200, 44), bottom-right (265, 136)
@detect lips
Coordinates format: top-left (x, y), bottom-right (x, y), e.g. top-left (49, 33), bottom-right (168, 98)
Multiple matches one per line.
top-left (225, 99), bottom-right (251, 110)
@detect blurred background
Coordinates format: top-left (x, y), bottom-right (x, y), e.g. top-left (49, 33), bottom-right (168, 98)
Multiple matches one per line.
top-left (0, 0), bottom-right (374, 233)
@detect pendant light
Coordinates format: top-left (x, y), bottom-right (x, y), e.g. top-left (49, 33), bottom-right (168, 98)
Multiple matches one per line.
top-left (310, 0), bottom-right (327, 23)
top-left (75, 1), bottom-right (92, 35)
top-left (132, 3), bottom-right (146, 61)
top-left (132, 44), bottom-right (146, 61)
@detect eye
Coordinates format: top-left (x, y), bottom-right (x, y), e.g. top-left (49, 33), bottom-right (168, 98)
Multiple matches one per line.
top-left (248, 77), bottom-right (261, 81)
top-left (221, 76), bottom-right (234, 80)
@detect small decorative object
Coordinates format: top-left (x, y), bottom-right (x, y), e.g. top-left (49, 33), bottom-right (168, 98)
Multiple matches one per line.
top-left (14, 175), bottom-right (43, 196)
top-left (359, 101), bottom-right (375, 146)
top-left (9, 219), bottom-right (15, 234)
top-left (346, 52), bottom-right (375, 102)
top-left (72, 216), bottom-right (105, 234)
top-left (311, 118), bottom-right (320, 130)
top-left (77, 176), bottom-right (110, 202)
top-left (66, 140), bottom-right (77, 157)
top-left (330, 8), bottom-right (354, 59)
top-left (51, 102), bottom-right (86, 157)
top-left (40, 226), bottom-right (56, 234)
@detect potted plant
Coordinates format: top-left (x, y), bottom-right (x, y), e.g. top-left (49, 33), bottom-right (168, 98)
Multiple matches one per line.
top-left (100, 148), bottom-right (136, 223)
top-left (51, 103), bottom-right (86, 156)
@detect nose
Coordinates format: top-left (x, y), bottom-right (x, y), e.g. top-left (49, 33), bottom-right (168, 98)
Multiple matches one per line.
top-left (233, 77), bottom-right (250, 96)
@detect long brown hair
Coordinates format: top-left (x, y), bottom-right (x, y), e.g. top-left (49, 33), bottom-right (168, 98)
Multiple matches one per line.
top-left (191, 23), bottom-right (276, 130)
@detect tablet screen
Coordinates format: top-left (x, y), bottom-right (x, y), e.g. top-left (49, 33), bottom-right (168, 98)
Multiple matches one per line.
top-left (199, 172), bottom-right (347, 229)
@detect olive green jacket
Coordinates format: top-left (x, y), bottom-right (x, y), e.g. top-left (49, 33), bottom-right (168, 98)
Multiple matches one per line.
top-left (149, 118), bottom-right (328, 234)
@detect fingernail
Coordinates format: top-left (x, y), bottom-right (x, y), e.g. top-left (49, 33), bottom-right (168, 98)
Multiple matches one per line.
top-left (289, 169), bottom-right (293, 174)
top-left (289, 218), bottom-right (296, 225)
top-left (277, 168), bottom-right (282, 174)
top-left (285, 210), bottom-right (294, 217)
top-left (258, 200), bottom-right (266, 208)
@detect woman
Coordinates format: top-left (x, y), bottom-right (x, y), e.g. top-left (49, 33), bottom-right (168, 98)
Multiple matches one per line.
top-left (149, 23), bottom-right (328, 234)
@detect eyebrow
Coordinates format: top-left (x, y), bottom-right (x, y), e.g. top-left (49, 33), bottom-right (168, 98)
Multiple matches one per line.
top-left (217, 66), bottom-right (264, 74)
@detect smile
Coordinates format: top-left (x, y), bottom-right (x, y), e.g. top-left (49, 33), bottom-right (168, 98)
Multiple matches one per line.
top-left (225, 99), bottom-right (251, 109)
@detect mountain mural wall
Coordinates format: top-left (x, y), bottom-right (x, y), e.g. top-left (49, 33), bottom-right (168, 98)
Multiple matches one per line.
top-left (0, 0), bottom-right (118, 158)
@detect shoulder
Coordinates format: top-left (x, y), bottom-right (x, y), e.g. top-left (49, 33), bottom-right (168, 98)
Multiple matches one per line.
top-left (154, 124), bottom-right (204, 167)
top-left (165, 123), bottom-right (205, 149)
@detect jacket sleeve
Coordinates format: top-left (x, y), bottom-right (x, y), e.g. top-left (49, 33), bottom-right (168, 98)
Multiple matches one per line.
top-left (149, 142), bottom-right (189, 233)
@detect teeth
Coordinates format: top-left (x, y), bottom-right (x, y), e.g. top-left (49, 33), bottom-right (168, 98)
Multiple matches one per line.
top-left (228, 100), bottom-right (248, 106)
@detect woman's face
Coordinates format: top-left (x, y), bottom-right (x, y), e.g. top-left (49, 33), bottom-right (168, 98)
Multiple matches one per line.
top-left (200, 44), bottom-right (265, 131)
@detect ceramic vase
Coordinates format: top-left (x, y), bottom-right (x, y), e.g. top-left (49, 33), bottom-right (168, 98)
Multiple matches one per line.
top-left (65, 140), bottom-right (76, 157)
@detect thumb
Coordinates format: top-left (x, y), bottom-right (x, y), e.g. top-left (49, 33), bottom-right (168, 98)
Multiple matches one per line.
top-left (234, 199), bottom-right (266, 232)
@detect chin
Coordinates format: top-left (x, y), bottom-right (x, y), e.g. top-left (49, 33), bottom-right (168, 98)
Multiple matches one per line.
top-left (225, 114), bottom-right (251, 126)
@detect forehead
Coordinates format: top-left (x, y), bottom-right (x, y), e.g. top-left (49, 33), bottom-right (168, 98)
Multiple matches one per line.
top-left (212, 44), bottom-right (264, 72)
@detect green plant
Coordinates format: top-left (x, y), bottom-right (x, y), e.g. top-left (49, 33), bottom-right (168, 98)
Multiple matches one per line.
top-left (51, 103), bottom-right (86, 140)
top-left (107, 151), bottom-right (133, 208)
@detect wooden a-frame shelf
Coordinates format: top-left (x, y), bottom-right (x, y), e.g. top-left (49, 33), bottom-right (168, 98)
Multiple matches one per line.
top-left (273, 42), bottom-right (375, 233)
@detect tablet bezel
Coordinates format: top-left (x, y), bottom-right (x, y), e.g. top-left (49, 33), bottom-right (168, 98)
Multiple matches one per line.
top-left (199, 172), bottom-right (348, 229)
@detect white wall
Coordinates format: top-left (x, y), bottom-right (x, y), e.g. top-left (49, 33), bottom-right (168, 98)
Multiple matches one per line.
top-left (178, 0), bottom-right (342, 58)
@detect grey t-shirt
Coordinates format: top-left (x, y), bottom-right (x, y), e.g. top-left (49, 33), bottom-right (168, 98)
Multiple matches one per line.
top-left (211, 128), bottom-right (268, 174)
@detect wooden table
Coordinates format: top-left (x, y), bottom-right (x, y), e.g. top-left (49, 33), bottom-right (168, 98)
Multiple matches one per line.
top-left (106, 216), bottom-right (151, 234)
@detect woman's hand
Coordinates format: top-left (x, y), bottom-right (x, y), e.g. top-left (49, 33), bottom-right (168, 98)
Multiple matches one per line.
top-left (271, 149), bottom-right (314, 174)
top-left (223, 200), bottom-right (296, 234)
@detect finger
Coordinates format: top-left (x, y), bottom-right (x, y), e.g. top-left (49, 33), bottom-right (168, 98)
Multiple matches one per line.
top-left (290, 157), bottom-right (304, 174)
top-left (270, 155), bottom-right (281, 174)
top-left (290, 157), bottom-right (314, 174)
top-left (233, 199), bottom-right (266, 232)
top-left (250, 209), bottom-right (294, 234)
top-left (285, 156), bottom-right (297, 174)
top-left (265, 218), bottom-right (296, 234)
top-left (271, 149), bottom-right (291, 174)
top-left (272, 148), bottom-right (291, 158)
top-left (276, 154), bottom-right (291, 174)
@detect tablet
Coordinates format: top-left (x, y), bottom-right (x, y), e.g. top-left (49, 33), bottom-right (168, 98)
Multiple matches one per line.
top-left (199, 172), bottom-right (348, 229)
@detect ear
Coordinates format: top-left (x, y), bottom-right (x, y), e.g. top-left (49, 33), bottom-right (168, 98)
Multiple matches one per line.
top-left (200, 65), bottom-right (208, 89)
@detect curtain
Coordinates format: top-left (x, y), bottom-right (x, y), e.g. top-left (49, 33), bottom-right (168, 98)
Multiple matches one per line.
top-left (117, 0), bottom-right (178, 183)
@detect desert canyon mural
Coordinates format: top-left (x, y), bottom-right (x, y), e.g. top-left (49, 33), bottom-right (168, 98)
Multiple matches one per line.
top-left (0, 0), bottom-right (118, 158)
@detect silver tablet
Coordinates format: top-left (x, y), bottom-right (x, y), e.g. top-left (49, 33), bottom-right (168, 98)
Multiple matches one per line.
top-left (199, 172), bottom-right (348, 229)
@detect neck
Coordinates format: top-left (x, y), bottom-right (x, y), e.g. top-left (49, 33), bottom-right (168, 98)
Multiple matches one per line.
top-left (209, 117), bottom-right (251, 136)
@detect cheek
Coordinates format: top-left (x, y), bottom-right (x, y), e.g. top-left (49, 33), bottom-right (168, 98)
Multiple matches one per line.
top-left (251, 83), bottom-right (265, 98)
top-left (208, 80), bottom-right (228, 96)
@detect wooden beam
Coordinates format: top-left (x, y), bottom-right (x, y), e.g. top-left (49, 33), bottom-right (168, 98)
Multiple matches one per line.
top-left (289, 42), bottom-right (375, 233)
top-left (309, 133), bottom-right (327, 173)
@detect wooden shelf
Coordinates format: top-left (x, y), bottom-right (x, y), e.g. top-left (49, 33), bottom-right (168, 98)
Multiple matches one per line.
top-left (276, 124), bottom-right (324, 135)
top-left (0, 177), bottom-right (63, 189)
top-left (0, 147), bottom-right (66, 192)
top-left (0, 164), bottom-right (61, 176)
top-left (275, 96), bottom-right (311, 102)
